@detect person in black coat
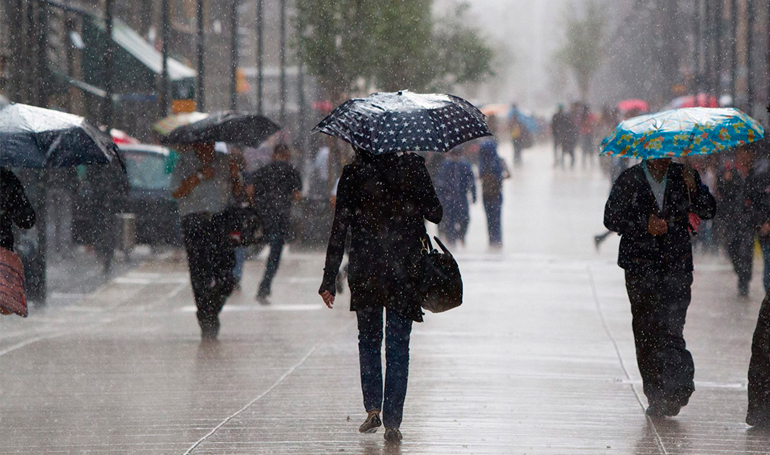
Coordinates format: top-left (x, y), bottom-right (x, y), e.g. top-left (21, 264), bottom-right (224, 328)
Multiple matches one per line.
top-left (0, 168), bottom-right (36, 251)
top-left (319, 150), bottom-right (442, 442)
top-left (718, 147), bottom-right (758, 296)
top-left (246, 143), bottom-right (302, 302)
top-left (604, 158), bottom-right (716, 417)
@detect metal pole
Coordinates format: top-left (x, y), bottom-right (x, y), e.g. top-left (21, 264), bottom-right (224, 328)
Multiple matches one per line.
top-left (298, 60), bottom-right (306, 162)
top-left (703, 0), bottom-right (712, 95)
top-left (197, 0), bottom-right (205, 111)
top-left (8, 0), bottom-right (24, 101)
top-left (693, 0), bottom-right (702, 94)
top-left (730, 0), bottom-right (737, 104)
top-left (711, 0), bottom-right (724, 97)
top-left (159, 0), bottom-right (170, 118)
top-left (256, 0), bottom-right (263, 115)
top-left (230, 0), bottom-right (238, 111)
top-left (747, 0), bottom-right (755, 114)
top-left (104, 0), bottom-right (114, 128)
top-left (279, 0), bottom-right (287, 125)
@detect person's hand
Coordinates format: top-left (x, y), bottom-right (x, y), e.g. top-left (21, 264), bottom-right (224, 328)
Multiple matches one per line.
top-left (682, 166), bottom-right (697, 194)
top-left (199, 165), bottom-right (215, 180)
top-left (760, 222), bottom-right (770, 237)
top-left (320, 290), bottom-right (335, 309)
top-left (648, 214), bottom-right (668, 236)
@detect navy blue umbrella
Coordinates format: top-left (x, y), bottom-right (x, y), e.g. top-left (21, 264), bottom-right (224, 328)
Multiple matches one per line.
top-left (312, 91), bottom-right (491, 154)
top-left (0, 103), bottom-right (122, 168)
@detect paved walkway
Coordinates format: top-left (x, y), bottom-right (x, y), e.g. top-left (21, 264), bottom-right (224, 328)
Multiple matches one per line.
top-left (1, 144), bottom-right (768, 454)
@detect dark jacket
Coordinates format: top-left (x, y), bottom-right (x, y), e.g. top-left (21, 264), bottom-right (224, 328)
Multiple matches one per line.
top-left (0, 168), bottom-right (36, 251)
top-left (320, 152), bottom-right (442, 322)
top-left (744, 169), bottom-right (770, 239)
top-left (604, 162), bottom-right (716, 273)
top-left (247, 160), bottom-right (302, 239)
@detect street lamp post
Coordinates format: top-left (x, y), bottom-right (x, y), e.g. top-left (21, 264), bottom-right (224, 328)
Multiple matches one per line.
top-left (747, 0), bottom-right (755, 115)
top-left (230, 0), bottom-right (238, 111)
top-left (104, 0), bottom-right (114, 128)
top-left (197, 0), bottom-right (205, 111)
top-left (279, 0), bottom-right (286, 126)
top-left (256, 0), bottom-right (263, 115)
top-left (730, 0), bottom-right (737, 104)
top-left (159, 0), bottom-right (170, 119)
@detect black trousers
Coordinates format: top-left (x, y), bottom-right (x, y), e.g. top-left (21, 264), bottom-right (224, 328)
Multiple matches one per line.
top-left (182, 213), bottom-right (235, 330)
top-left (727, 230), bottom-right (754, 289)
top-left (748, 292), bottom-right (770, 425)
top-left (625, 269), bottom-right (695, 407)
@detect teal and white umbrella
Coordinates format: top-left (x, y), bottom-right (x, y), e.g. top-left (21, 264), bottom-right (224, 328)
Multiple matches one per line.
top-left (600, 107), bottom-right (764, 159)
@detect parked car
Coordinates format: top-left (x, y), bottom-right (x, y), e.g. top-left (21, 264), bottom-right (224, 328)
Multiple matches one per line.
top-left (73, 144), bottom-right (182, 247)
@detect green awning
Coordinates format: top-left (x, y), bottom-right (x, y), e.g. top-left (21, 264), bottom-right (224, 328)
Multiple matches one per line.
top-left (88, 16), bottom-right (196, 82)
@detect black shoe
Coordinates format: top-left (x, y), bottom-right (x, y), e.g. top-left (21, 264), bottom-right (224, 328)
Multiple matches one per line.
top-left (256, 294), bottom-right (271, 305)
top-left (358, 411), bottom-right (381, 434)
top-left (384, 427), bottom-right (402, 442)
top-left (200, 319), bottom-right (220, 341)
top-left (646, 401), bottom-right (680, 417)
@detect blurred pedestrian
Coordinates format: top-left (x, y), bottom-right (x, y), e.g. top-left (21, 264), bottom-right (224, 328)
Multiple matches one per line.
top-left (247, 143), bottom-right (302, 304)
top-left (478, 136), bottom-right (508, 249)
top-left (87, 161), bottom-right (128, 274)
top-left (228, 144), bottom-right (249, 292)
top-left (579, 104), bottom-right (597, 168)
top-left (46, 168), bottom-right (78, 259)
top-left (172, 142), bottom-right (241, 340)
top-left (319, 149), bottom-right (442, 442)
top-left (561, 105), bottom-right (580, 168)
top-left (510, 106), bottom-right (531, 166)
top-left (551, 104), bottom-right (567, 168)
top-left (0, 168), bottom-right (36, 250)
top-left (718, 147), bottom-right (757, 297)
top-left (435, 148), bottom-right (476, 247)
top-left (604, 158), bottom-right (716, 417)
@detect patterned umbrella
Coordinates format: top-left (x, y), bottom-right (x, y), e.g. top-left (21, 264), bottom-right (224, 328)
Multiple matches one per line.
top-left (600, 107), bottom-right (764, 159)
top-left (312, 91), bottom-right (491, 155)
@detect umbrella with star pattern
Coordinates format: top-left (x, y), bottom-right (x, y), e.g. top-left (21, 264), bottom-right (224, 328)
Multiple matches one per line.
top-left (312, 91), bottom-right (491, 155)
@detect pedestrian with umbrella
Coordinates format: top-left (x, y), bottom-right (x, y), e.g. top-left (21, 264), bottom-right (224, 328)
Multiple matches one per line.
top-left (166, 111), bottom-right (280, 340)
top-left (602, 107), bottom-right (762, 417)
top-left (315, 91), bottom-right (490, 442)
top-left (0, 102), bottom-right (123, 314)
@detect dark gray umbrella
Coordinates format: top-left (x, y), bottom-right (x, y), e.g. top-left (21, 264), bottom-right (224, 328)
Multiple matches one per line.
top-left (312, 91), bottom-right (492, 154)
top-left (162, 111), bottom-right (281, 147)
top-left (0, 103), bottom-right (121, 168)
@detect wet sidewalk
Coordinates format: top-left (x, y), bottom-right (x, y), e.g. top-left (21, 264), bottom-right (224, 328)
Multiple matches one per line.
top-left (1, 144), bottom-right (768, 454)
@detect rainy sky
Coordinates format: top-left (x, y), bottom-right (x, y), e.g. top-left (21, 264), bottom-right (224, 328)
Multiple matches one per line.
top-left (434, 0), bottom-right (576, 112)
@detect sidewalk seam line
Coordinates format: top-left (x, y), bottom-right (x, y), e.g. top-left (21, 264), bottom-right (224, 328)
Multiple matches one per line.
top-left (587, 265), bottom-right (668, 455)
top-left (183, 322), bottom-right (353, 455)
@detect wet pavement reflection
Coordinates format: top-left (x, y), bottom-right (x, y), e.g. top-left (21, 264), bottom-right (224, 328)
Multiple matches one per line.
top-left (0, 143), bottom-right (766, 453)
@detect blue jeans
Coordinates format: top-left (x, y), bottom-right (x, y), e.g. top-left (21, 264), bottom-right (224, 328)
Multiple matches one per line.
top-left (356, 305), bottom-right (413, 429)
top-left (258, 237), bottom-right (285, 296)
top-left (483, 194), bottom-right (503, 247)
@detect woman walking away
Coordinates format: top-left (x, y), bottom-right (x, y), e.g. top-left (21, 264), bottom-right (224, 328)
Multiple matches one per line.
top-left (319, 149), bottom-right (442, 442)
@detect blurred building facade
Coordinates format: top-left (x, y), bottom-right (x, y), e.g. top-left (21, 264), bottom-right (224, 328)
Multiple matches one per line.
top-left (0, 0), bottom-right (318, 147)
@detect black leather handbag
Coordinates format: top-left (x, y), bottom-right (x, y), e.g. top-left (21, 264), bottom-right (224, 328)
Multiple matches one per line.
top-left (419, 236), bottom-right (463, 313)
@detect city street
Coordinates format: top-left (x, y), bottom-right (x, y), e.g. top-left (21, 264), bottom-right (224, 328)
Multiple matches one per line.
top-left (1, 143), bottom-right (768, 454)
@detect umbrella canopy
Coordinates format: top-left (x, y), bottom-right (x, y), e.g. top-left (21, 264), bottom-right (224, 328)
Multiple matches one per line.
top-left (669, 93), bottom-right (719, 109)
top-left (153, 112), bottom-right (209, 136)
top-left (0, 103), bottom-right (122, 168)
top-left (313, 90), bottom-right (491, 155)
top-left (618, 99), bottom-right (649, 114)
top-left (480, 103), bottom-right (509, 117)
top-left (600, 107), bottom-right (764, 159)
top-left (110, 128), bottom-right (139, 145)
top-left (162, 111), bottom-right (280, 148)
top-left (508, 107), bottom-right (539, 134)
